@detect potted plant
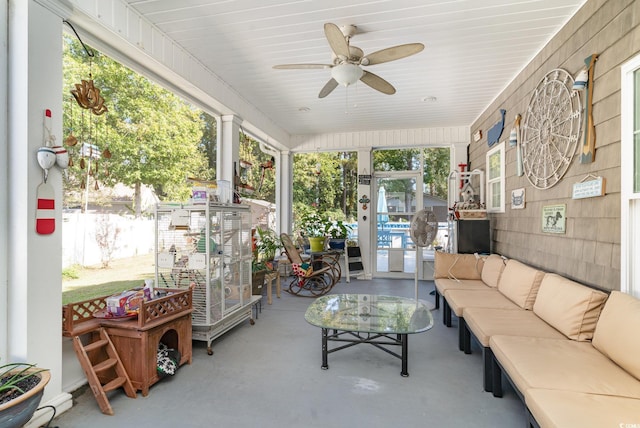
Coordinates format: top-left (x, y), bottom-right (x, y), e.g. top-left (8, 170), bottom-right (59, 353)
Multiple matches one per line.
top-left (252, 227), bottom-right (281, 295)
top-left (0, 362), bottom-right (51, 428)
top-left (297, 211), bottom-right (328, 252)
top-left (254, 227), bottom-right (281, 264)
top-left (325, 220), bottom-right (352, 250)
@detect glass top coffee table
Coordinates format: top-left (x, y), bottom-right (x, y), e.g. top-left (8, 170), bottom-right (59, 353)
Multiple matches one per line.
top-left (304, 294), bottom-right (433, 377)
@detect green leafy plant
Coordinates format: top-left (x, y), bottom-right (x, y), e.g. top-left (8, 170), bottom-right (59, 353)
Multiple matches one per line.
top-left (297, 211), bottom-right (328, 238)
top-left (325, 220), bottom-right (352, 239)
top-left (62, 264), bottom-right (80, 280)
top-left (254, 227), bottom-right (281, 263)
top-left (0, 362), bottom-right (47, 404)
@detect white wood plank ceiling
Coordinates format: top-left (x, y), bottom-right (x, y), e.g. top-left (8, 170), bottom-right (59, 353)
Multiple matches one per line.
top-left (123, 0), bottom-right (586, 137)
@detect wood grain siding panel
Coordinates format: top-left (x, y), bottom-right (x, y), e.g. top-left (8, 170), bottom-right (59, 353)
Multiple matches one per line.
top-left (151, 27), bottom-right (164, 61)
top-left (113, 2), bottom-right (127, 37)
top-left (95, 0), bottom-right (113, 27)
top-left (470, 0), bottom-right (638, 291)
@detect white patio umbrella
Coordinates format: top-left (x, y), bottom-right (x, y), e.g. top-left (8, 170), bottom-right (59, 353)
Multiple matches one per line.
top-left (377, 185), bottom-right (389, 228)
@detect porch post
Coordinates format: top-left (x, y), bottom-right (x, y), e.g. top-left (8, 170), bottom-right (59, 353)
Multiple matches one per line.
top-left (357, 149), bottom-right (372, 279)
top-left (278, 151), bottom-right (293, 235)
top-left (450, 142), bottom-right (469, 174)
top-left (219, 115), bottom-right (242, 185)
top-left (5, 0), bottom-right (72, 416)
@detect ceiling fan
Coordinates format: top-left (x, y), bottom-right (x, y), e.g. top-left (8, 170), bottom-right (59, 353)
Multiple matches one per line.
top-left (273, 23), bottom-right (424, 98)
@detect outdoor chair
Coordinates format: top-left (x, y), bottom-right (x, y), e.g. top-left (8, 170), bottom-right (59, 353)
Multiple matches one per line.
top-left (280, 233), bottom-right (339, 296)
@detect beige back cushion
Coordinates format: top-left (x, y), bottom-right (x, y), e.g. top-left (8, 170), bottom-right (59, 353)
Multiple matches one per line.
top-left (497, 260), bottom-right (544, 309)
top-left (592, 291), bottom-right (640, 380)
top-left (481, 255), bottom-right (506, 288)
top-left (533, 274), bottom-right (608, 341)
top-left (433, 251), bottom-right (483, 280)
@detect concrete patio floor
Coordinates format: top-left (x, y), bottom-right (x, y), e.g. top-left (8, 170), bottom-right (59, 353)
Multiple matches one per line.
top-left (54, 277), bottom-right (524, 427)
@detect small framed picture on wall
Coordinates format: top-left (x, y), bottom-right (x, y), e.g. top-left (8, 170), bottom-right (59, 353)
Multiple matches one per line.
top-left (511, 188), bottom-right (525, 209)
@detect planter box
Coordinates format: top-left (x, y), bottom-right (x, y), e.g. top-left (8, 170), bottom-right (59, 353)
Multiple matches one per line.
top-left (457, 210), bottom-right (487, 219)
top-left (252, 270), bottom-right (266, 295)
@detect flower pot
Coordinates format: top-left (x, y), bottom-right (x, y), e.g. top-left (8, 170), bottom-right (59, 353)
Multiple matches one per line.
top-left (308, 236), bottom-right (326, 252)
top-left (0, 369), bottom-right (50, 428)
top-left (328, 239), bottom-right (345, 250)
top-left (252, 270), bottom-right (266, 295)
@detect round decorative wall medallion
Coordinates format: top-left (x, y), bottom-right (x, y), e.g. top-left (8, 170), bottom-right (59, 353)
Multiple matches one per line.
top-left (521, 68), bottom-right (582, 189)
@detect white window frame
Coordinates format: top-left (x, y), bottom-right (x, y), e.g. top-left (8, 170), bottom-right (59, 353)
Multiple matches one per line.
top-left (486, 141), bottom-right (505, 213)
top-left (620, 53), bottom-right (640, 298)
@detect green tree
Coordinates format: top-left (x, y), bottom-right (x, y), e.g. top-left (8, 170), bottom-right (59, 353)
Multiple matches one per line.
top-left (373, 149), bottom-right (419, 210)
top-left (199, 112), bottom-right (217, 177)
top-left (292, 152), bottom-right (358, 230)
top-left (63, 36), bottom-right (208, 216)
top-left (423, 147), bottom-right (450, 199)
top-left (239, 133), bottom-right (275, 203)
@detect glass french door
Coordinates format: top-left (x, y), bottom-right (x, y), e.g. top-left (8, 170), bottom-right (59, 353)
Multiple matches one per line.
top-left (373, 171), bottom-right (423, 278)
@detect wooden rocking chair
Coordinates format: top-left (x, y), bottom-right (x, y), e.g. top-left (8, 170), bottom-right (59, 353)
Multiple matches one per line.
top-left (280, 233), bottom-right (339, 296)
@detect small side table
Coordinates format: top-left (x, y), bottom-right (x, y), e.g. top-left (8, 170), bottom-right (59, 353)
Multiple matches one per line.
top-left (265, 270), bottom-right (281, 304)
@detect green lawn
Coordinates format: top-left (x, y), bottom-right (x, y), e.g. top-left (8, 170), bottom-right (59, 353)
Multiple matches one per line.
top-left (62, 280), bottom-right (144, 304)
top-left (62, 253), bottom-right (155, 304)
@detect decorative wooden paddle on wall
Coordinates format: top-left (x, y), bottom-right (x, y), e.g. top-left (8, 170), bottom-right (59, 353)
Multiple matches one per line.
top-left (580, 54), bottom-right (598, 164)
top-left (514, 114), bottom-right (523, 177)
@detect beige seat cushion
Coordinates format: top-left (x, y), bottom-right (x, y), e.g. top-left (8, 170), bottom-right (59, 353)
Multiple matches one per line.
top-left (496, 260), bottom-right (545, 309)
top-left (592, 291), bottom-right (640, 381)
top-left (526, 389), bottom-right (640, 428)
top-left (480, 254), bottom-right (506, 288)
top-left (533, 274), bottom-right (608, 341)
top-left (490, 335), bottom-right (640, 399)
top-left (463, 307), bottom-right (566, 347)
top-left (444, 289), bottom-right (520, 317)
top-left (435, 278), bottom-right (487, 296)
top-left (433, 251), bottom-right (483, 280)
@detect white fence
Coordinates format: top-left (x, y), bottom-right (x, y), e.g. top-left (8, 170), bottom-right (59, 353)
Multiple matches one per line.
top-left (62, 210), bottom-right (154, 268)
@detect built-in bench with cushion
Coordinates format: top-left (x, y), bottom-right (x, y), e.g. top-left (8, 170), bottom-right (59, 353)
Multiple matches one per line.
top-left (432, 251), bottom-right (640, 428)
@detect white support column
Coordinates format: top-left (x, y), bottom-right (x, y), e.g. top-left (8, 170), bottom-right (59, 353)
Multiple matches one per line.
top-left (278, 151), bottom-right (293, 235)
top-left (450, 142), bottom-right (469, 173)
top-left (357, 149), bottom-right (372, 279)
top-left (0, 0), bottom-right (9, 365)
top-left (6, 0), bottom-right (72, 419)
top-left (219, 115), bottom-right (242, 185)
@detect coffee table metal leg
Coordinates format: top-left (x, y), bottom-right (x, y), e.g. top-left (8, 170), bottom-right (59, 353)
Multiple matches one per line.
top-left (321, 328), bottom-right (329, 370)
top-left (401, 334), bottom-right (409, 377)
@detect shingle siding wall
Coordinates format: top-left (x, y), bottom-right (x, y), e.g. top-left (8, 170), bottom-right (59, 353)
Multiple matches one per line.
top-left (470, 0), bottom-right (640, 291)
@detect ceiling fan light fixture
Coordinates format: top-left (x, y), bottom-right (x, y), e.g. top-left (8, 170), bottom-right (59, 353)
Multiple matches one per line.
top-left (331, 63), bottom-right (363, 87)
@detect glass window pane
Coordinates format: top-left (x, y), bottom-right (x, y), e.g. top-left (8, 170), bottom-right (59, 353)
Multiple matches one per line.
top-left (488, 152), bottom-right (501, 180)
top-left (634, 70), bottom-right (640, 127)
top-left (635, 132), bottom-right (640, 193)
top-left (491, 182), bottom-right (501, 209)
top-left (373, 149), bottom-right (420, 171)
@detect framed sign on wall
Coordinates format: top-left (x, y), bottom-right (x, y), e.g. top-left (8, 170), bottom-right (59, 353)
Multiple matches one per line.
top-left (542, 204), bottom-right (566, 234)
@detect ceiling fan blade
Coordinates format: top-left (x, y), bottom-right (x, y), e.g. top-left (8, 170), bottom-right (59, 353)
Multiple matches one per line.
top-left (324, 23), bottom-right (350, 60)
top-left (273, 64), bottom-right (332, 70)
top-left (319, 78), bottom-right (339, 98)
top-left (360, 71), bottom-right (396, 95)
top-left (362, 43), bottom-right (424, 66)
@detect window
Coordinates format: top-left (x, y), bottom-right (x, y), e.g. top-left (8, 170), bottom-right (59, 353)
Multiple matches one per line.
top-left (486, 141), bottom-right (505, 212)
top-left (621, 54), bottom-right (640, 298)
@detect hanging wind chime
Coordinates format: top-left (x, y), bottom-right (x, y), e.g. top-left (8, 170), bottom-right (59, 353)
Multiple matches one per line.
top-left (64, 20), bottom-right (112, 194)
